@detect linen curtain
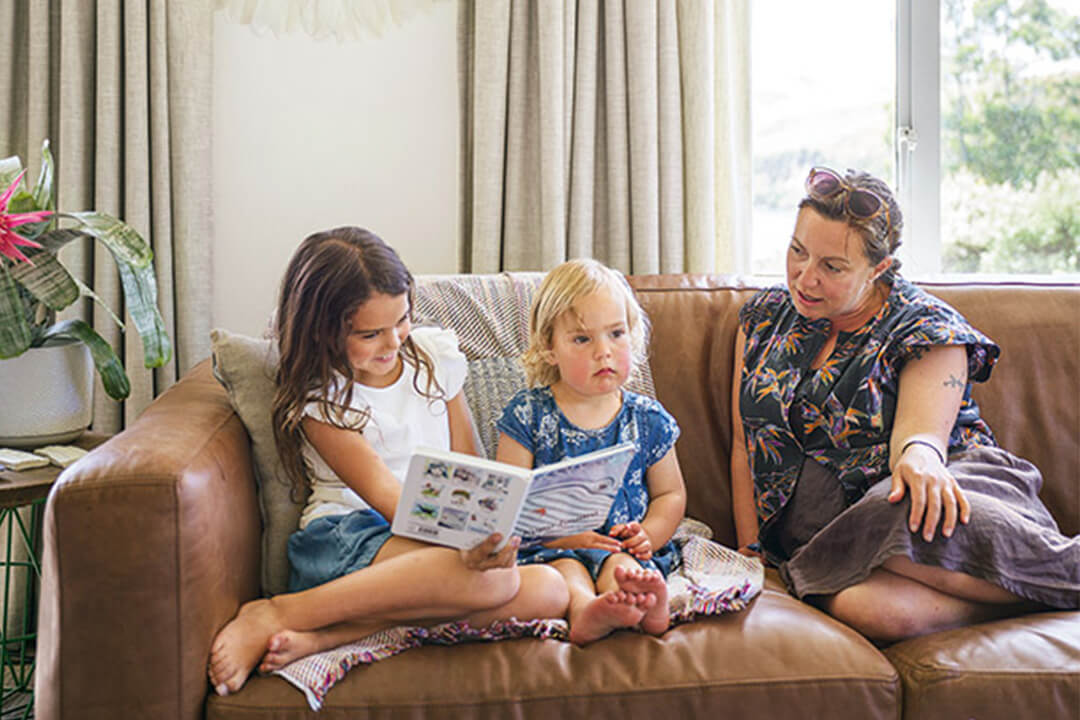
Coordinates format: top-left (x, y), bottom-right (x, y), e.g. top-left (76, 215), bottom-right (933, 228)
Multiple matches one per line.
top-left (0, 0), bottom-right (213, 433)
top-left (460, 0), bottom-right (750, 274)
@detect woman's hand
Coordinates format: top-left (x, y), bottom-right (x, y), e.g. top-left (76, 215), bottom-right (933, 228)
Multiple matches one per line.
top-left (460, 533), bottom-right (520, 570)
top-left (888, 443), bottom-right (970, 542)
top-left (543, 531), bottom-right (623, 552)
top-left (609, 522), bottom-right (653, 560)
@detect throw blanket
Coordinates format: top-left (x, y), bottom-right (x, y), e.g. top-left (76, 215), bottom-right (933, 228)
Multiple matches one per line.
top-left (275, 519), bottom-right (764, 711)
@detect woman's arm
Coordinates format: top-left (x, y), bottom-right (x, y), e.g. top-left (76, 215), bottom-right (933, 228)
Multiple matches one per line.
top-left (730, 328), bottom-right (760, 553)
top-left (888, 344), bottom-right (972, 541)
top-left (302, 417), bottom-right (402, 521)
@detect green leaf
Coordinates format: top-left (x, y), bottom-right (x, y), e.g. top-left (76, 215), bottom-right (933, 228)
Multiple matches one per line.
top-left (0, 262), bottom-right (32, 358)
top-left (56, 213), bottom-right (170, 368)
top-left (33, 140), bottom-right (55, 211)
top-left (35, 228), bottom-right (87, 254)
top-left (0, 155), bottom-right (23, 191)
top-left (75, 277), bottom-right (125, 330)
top-left (9, 248), bottom-right (79, 311)
top-left (64, 211), bottom-right (153, 268)
top-left (42, 318), bottom-right (130, 400)
top-left (118, 262), bottom-right (172, 368)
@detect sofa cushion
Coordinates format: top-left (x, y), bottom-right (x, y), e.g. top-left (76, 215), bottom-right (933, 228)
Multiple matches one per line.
top-left (883, 611), bottom-right (1080, 720)
top-left (211, 272), bottom-right (661, 596)
top-left (209, 328), bottom-right (296, 596)
top-left (208, 572), bottom-right (899, 720)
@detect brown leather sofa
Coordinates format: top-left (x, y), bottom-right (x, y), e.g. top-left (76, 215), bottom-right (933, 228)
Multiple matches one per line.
top-left (36, 275), bottom-right (1079, 720)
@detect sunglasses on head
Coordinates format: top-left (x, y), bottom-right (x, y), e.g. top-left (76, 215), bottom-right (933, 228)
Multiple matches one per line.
top-left (805, 167), bottom-right (891, 235)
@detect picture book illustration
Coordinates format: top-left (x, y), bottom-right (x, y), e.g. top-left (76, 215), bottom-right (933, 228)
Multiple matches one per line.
top-left (391, 442), bottom-right (636, 550)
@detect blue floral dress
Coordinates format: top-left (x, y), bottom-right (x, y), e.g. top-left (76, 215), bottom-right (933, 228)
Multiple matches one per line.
top-left (496, 387), bottom-right (681, 579)
top-left (738, 278), bottom-right (1079, 609)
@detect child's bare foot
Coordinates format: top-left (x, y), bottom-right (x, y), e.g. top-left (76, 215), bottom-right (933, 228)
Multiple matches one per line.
top-left (614, 565), bottom-right (670, 635)
top-left (568, 590), bottom-right (653, 645)
top-left (258, 630), bottom-right (323, 672)
top-left (208, 599), bottom-right (286, 696)
top-left (258, 619), bottom-right (396, 673)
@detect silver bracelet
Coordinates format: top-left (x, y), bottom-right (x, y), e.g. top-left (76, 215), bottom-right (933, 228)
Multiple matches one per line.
top-left (901, 439), bottom-right (946, 465)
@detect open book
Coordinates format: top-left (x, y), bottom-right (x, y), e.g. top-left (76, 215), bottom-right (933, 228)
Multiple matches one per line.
top-left (391, 442), bottom-right (636, 550)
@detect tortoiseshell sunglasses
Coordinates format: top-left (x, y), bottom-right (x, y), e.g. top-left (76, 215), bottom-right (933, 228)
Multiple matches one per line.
top-left (805, 166), bottom-right (891, 236)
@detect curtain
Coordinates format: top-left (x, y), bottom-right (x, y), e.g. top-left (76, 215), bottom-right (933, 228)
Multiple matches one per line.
top-left (459, 0), bottom-right (750, 275)
top-left (0, 0), bottom-right (213, 433)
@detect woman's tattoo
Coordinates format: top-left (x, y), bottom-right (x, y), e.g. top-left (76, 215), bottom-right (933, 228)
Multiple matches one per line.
top-left (943, 373), bottom-right (964, 389)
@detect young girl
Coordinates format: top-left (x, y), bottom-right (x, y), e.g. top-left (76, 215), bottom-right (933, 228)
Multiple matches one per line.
top-left (208, 227), bottom-right (568, 696)
top-left (495, 258), bottom-right (688, 645)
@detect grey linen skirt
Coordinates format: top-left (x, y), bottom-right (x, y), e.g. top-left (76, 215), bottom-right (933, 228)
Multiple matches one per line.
top-left (771, 445), bottom-right (1080, 609)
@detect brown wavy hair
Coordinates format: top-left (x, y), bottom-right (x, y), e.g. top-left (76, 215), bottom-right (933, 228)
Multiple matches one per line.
top-left (271, 227), bottom-right (443, 500)
top-left (799, 168), bottom-right (905, 284)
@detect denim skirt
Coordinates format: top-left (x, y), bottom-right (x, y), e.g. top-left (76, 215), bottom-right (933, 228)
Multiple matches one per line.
top-left (287, 508), bottom-right (393, 593)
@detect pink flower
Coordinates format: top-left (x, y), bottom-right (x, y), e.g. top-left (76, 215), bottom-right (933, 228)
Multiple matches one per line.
top-left (0, 170), bottom-right (52, 264)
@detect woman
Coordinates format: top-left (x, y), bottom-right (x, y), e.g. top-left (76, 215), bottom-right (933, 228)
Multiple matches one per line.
top-left (730, 167), bottom-right (1078, 643)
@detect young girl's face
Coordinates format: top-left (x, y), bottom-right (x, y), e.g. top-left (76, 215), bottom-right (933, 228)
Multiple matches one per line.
top-left (344, 292), bottom-right (411, 387)
top-left (546, 287), bottom-right (633, 399)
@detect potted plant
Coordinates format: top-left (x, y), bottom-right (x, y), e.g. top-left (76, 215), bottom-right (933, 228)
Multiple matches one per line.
top-left (0, 140), bottom-right (172, 445)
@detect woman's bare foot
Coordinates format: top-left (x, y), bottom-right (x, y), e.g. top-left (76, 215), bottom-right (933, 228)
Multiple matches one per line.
top-left (568, 590), bottom-right (654, 645)
top-left (208, 599), bottom-right (286, 696)
top-left (614, 565), bottom-right (670, 635)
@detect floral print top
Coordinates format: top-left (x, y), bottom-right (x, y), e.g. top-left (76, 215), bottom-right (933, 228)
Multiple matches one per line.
top-left (496, 387), bottom-right (680, 531)
top-left (738, 277), bottom-right (999, 534)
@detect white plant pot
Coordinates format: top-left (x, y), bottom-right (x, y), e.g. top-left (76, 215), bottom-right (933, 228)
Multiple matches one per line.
top-left (0, 339), bottom-right (94, 448)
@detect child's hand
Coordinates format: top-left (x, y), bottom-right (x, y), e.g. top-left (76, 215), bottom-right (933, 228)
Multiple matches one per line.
top-left (609, 522), bottom-right (653, 560)
top-left (544, 531), bottom-right (623, 552)
top-left (461, 533), bottom-right (520, 570)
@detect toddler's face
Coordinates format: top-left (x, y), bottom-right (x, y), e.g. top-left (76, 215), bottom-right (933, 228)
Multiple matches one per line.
top-left (345, 292), bottom-right (411, 387)
top-left (546, 288), bottom-right (633, 399)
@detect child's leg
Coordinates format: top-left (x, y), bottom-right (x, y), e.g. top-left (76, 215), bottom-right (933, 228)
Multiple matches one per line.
top-left (209, 539), bottom-right (520, 695)
top-left (551, 557), bottom-right (653, 645)
top-left (465, 563), bottom-right (570, 626)
top-left (258, 562), bottom-right (569, 672)
top-left (606, 560), bottom-right (670, 636)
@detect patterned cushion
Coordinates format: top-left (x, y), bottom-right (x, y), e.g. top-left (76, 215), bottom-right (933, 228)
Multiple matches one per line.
top-left (462, 356), bottom-right (528, 458)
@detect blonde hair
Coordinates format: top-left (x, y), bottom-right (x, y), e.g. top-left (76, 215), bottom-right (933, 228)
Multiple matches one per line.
top-left (522, 258), bottom-right (649, 387)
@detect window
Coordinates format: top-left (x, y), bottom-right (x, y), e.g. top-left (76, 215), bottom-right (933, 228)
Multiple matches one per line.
top-left (751, 0), bottom-right (1079, 277)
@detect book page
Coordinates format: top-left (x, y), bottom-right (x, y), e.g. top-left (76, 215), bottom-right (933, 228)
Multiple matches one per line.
top-left (392, 450), bottom-right (530, 550)
top-left (512, 442), bottom-right (635, 546)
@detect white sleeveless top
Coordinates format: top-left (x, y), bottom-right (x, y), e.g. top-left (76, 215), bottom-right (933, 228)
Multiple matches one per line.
top-left (298, 326), bottom-right (467, 529)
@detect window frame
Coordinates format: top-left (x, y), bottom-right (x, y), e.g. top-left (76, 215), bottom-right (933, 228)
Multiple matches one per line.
top-left (896, 0), bottom-right (942, 277)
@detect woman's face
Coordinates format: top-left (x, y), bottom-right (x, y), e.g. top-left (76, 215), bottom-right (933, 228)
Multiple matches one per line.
top-left (786, 207), bottom-right (891, 324)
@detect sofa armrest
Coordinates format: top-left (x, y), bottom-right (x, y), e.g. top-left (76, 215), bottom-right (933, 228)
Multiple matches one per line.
top-left (36, 361), bottom-right (262, 720)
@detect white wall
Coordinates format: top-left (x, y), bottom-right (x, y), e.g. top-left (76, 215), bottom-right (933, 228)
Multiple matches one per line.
top-left (211, 2), bottom-right (461, 338)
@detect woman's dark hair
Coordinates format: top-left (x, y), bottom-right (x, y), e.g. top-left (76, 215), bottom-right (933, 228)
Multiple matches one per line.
top-left (270, 226), bottom-right (442, 499)
top-left (799, 169), bottom-right (904, 283)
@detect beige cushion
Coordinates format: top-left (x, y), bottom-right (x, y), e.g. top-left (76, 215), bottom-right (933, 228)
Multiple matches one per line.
top-left (209, 328), bottom-right (299, 596)
top-left (210, 272), bottom-right (660, 597)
